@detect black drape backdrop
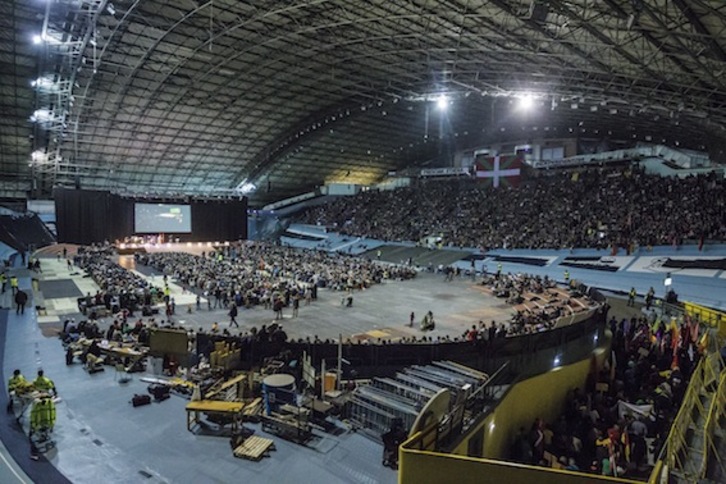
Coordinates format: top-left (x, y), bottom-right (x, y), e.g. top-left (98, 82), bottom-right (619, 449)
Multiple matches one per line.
top-left (54, 189), bottom-right (133, 244)
top-left (55, 189), bottom-right (247, 244)
top-left (191, 199), bottom-right (247, 241)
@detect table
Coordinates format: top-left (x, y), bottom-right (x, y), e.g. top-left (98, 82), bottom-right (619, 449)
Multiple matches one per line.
top-left (185, 400), bottom-right (245, 432)
top-left (101, 345), bottom-right (148, 372)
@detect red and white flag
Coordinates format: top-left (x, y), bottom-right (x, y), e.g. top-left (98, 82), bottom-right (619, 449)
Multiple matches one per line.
top-left (474, 154), bottom-right (522, 188)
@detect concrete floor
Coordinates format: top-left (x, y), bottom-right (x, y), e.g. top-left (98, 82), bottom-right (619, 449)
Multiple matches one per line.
top-left (140, 267), bottom-right (514, 342)
top-left (3, 262), bottom-right (407, 484)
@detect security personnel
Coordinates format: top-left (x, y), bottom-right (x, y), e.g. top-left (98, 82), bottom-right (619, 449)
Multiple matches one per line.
top-left (33, 370), bottom-right (56, 396)
top-left (496, 262), bottom-right (502, 279)
top-left (10, 275), bottom-right (19, 295)
top-left (628, 287), bottom-right (637, 307)
top-left (0, 272), bottom-right (6, 293)
top-left (564, 270), bottom-right (570, 283)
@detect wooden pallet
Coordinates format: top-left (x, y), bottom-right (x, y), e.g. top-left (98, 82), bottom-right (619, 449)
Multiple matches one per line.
top-left (233, 436), bottom-right (275, 461)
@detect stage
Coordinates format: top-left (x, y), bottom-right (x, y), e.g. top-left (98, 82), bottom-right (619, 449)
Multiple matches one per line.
top-left (116, 241), bottom-right (230, 256)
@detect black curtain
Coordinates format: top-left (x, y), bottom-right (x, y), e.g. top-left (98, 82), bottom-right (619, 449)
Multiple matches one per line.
top-left (54, 189), bottom-right (133, 244)
top-left (55, 189), bottom-right (246, 244)
top-left (191, 199), bottom-right (247, 241)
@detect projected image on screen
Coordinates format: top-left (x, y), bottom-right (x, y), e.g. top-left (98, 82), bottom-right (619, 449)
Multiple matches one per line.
top-left (135, 203), bottom-right (192, 233)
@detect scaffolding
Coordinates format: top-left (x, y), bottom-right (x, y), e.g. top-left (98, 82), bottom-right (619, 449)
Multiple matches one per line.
top-left (349, 360), bottom-right (489, 441)
top-left (30, 0), bottom-right (107, 194)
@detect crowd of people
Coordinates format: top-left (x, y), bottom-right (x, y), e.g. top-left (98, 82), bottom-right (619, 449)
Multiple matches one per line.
top-left (299, 168), bottom-right (726, 250)
top-left (135, 242), bottom-right (416, 315)
top-left (74, 245), bottom-right (163, 315)
top-left (474, 272), bottom-right (597, 337)
top-left (510, 313), bottom-right (701, 478)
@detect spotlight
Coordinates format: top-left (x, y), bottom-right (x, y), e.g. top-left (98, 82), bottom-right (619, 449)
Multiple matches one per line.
top-left (436, 95), bottom-right (448, 111)
top-left (518, 95), bottom-right (534, 110)
top-left (32, 34), bottom-right (42, 45)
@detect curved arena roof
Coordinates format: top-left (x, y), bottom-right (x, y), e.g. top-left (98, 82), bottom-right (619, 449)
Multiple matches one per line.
top-left (3, 0), bottom-right (726, 204)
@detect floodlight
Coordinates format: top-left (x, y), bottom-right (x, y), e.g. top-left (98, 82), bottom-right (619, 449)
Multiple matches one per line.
top-left (32, 34), bottom-right (42, 45)
top-left (518, 95), bottom-right (534, 110)
top-left (436, 95), bottom-right (448, 111)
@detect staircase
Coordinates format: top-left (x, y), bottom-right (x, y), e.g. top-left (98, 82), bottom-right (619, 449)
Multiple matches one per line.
top-left (670, 347), bottom-right (725, 484)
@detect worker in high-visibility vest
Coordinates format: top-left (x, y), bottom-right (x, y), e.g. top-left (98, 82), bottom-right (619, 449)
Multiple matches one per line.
top-left (564, 270), bottom-right (570, 283)
top-left (628, 287), bottom-right (637, 307)
top-left (10, 275), bottom-right (19, 295)
top-left (33, 370), bottom-right (56, 396)
top-left (30, 397), bottom-right (56, 432)
top-left (30, 396), bottom-right (56, 460)
top-left (8, 369), bottom-right (27, 392)
top-left (0, 272), bottom-right (6, 293)
top-left (7, 369), bottom-right (30, 412)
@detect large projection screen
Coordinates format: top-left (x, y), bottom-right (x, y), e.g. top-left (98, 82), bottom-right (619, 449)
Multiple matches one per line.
top-left (134, 203), bottom-right (192, 233)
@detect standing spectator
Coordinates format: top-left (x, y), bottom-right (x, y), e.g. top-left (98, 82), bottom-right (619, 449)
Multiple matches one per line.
top-left (292, 296), bottom-right (299, 318)
top-left (645, 287), bottom-right (655, 309)
top-left (228, 303), bottom-right (239, 328)
top-left (15, 289), bottom-right (28, 315)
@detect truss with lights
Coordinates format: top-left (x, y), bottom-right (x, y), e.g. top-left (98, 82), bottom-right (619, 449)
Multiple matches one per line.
top-left (30, 0), bottom-right (106, 193)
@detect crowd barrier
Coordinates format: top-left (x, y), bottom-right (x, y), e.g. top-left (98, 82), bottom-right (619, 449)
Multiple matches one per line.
top-left (683, 301), bottom-right (726, 339)
top-left (702, 371), bottom-right (725, 479)
top-left (196, 306), bottom-right (607, 380)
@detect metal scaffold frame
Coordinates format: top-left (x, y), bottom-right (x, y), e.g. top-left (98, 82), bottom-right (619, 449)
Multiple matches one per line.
top-left (30, 0), bottom-right (107, 194)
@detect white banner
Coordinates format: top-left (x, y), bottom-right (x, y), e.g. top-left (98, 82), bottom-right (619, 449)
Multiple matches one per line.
top-left (420, 167), bottom-right (471, 177)
top-left (617, 401), bottom-right (653, 420)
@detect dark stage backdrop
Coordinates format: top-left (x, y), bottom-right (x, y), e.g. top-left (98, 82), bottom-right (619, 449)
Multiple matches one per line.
top-left (54, 189), bottom-right (133, 244)
top-left (55, 188), bottom-right (247, 244)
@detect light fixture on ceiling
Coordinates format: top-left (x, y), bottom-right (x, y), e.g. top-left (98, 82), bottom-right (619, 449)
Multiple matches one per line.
top-left (517, 93), bottom-right (535, 111)
top-left (436, 95), bottom-right (448, 111)
top-left (236, 179), bottom-right (256, 194)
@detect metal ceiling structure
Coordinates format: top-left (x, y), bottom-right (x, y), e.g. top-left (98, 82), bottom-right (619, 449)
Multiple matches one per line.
top-left (3, 0), bottom-right (726, 205)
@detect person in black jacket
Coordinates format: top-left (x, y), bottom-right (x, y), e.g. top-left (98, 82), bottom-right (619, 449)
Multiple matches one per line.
top-left (15, 289), bottom-right (28, 315)
top-left (228, 303), bottom-right (238, 328)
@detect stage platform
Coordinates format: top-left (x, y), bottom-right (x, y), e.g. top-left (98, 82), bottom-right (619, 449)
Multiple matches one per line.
top-left (116, 241), bottom-right (226, 256)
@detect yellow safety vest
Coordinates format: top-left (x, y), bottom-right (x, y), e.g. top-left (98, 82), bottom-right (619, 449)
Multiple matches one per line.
top-left (8, 374), bottom-right (26, 391)
top-left (34, 376), bottom-right (55, 392)
top-left (30, 398), bottom-right (56, 431)
top-left (10, 277), bottom-right (18, 288)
